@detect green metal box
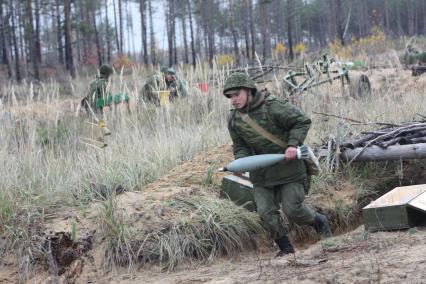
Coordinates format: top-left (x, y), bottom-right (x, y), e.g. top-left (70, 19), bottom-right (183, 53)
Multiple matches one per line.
top-left (220, 175), bottom-right (256, 211)
top-left (363, 184), bottom-right (426, 231)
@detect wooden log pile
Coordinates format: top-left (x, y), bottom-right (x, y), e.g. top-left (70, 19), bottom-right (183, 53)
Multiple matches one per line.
top-left (340, 117), bottom-right (426, 162)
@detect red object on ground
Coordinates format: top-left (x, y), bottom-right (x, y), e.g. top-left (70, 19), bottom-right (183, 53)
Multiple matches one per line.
top-left (198, 82), bottom-right (209, 93)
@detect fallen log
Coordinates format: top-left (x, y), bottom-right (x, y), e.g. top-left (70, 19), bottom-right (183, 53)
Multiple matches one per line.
top-left (341, 143), bottom-right (426, 162)
top-left (379, 131), bottom-right (426, 148)
top-left (342, 133), bottom-right (380, 149)
top-left (408, 137), bottom-right (426, 144)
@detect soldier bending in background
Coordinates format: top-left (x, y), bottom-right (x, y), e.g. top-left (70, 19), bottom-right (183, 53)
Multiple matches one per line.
top-left (141, 67), bottom-right (188, 105)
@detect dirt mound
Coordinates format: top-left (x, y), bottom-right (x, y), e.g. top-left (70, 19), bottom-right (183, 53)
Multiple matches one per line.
top-left (0, 145), bottom-right (246, 282)
top-left (3, 144), bottom-right (422, 283)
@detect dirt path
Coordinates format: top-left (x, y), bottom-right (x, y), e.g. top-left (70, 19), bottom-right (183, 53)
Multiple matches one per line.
top-left (104, 226), bottom-right (426, 284)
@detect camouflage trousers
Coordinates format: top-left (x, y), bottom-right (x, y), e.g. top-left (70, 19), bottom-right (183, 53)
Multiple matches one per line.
top-left (254, 182), bottom-right (315, 239)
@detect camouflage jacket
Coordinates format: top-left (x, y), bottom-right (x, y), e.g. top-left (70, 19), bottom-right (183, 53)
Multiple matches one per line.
top-left (141, 74), bottom-right (188, 103)
top-left (87, 75), bottom-right (110, 110)
top-left (228, 91), bottom-right (311, 186)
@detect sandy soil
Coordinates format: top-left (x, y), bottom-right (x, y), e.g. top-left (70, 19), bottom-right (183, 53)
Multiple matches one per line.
top-left (100, 226), bottom-right (426, 284)
top-left (16, 226), bottom-right (424, 284)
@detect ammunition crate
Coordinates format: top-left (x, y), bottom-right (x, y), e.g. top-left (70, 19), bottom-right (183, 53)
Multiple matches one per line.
top-left (220, 175), bottom-right (256, 212)
top-left (363, 184), bottom-right (426, 231)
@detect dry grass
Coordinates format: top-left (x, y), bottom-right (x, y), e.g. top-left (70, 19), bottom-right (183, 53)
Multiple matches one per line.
top-left (0, 49), bottom-right (425, 277)
top-left (98, 193), bottom-right (264, 271)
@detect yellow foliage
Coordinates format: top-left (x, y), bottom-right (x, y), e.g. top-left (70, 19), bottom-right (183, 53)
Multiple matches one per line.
top-left (274, 43), bottom-right (286, 57)
top-left (328, 26), bottom-right (387, 59)
top-left (112, 55), bottom-right (135, 70)
top-left (217, 54), bottom-right (235, 67)
top-left (294, 42), bottom-right (306, 54)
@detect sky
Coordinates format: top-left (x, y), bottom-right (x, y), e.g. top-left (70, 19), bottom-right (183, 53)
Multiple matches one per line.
top-left (105, 0), bottom-right (174, 54)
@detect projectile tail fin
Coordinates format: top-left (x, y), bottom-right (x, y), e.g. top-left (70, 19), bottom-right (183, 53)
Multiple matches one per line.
top-left (298, 145), bottom-right (320, 170)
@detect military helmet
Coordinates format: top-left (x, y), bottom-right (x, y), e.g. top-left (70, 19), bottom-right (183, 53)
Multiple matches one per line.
top-left (223, 73), bottom-right (257, 97)
top-left (160, 66), bottom-right (176, 76)
top-left (160, 66), bottom-right (169, 73)
top-left (166, 68), bottom-right (176, 75)
top-left (99, 64), bottom-right (113, 76)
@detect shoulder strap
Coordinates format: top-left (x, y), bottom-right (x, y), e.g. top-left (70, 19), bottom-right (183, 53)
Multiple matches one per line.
top-left (228, 109), bottom-right (238, 129)
top-left (240, 113), bottom-right (287, 148)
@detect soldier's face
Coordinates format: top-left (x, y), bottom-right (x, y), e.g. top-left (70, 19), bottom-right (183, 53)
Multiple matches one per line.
top-left (229, 89), bottom-right (249, 109)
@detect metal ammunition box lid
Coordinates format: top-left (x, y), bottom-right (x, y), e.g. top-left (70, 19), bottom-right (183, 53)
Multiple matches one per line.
top-left (223, 175), bottom-right (253, 188)
top-left (363, 184), bottom-right (426, 211)
top-left (408, 191), bottom-right (426, 213)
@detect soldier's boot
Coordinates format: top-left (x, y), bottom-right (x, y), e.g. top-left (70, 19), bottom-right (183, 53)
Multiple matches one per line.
top-left (313, 213), bottom-right (332, 238)
top-left (274, 235), bottom-right (295, 257)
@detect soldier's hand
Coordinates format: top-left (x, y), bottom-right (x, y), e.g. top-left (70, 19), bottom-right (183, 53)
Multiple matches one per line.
top-left (233, 172), bottom-right (245, 177)
top-left (285, 146), bottom-right (298, 160)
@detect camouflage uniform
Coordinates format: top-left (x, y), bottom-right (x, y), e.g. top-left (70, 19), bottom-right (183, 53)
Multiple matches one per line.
top-left (224, 73), bottom-right (330, 254)
top-left (141, 68), bottom-right (188, 104)
top-left (405, 42), bottom-right (426, 65)
top-left (86, 64), bottom-right (113, 112)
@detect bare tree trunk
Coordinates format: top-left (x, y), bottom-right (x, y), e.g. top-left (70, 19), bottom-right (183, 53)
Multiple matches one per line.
top-left (396, 1), bottom-right (403, 36)
top-left (336, 0), bottom-right (344, 45)
top-left (181, 6), bottom-right (189, 64)
top-left (125, 1), bottom-right (131, 59)
top-left (104, 0), bottom-right (111, 62)
top-left (112, 0), bottom-right (121, 55)
top-left (118, 0), bottom-right (123, 54)
top-left (384, 0), bottom-right (390, 34)
top-left (55, 0), bottom-right (64, 65)
top-left (248, 0), bottom-right (256, 60)
top-left (91, 3), bottom-right (102, 66)
top-left (187, 0), bottom-right (196, 67)
top-left (17, 0), bottom-right (27, 76)
top-left (201, 2), bottom-right (208, 61)
top-left (361, 0), bottom-right (370, 36)
top-left (407, 0), bottom-right (415, 35)
top-left (0, 0), bottom-right (12, 79)
top-left (127, 5), bottom-right (136, 60)
top-left (206, 0), bottom-right (215, 66)
top-left (171, 0), bottom-right (177, 64)
top-left (25, 0), bottom-right (40, 80)
top-left (423, 0), bottom-right (426, 35)
top-left (286, 0), bottom-right (294, 61)
top-left (64, 0), bottom-right (75, 78)
top-left (243, 0), bottom-right (250, 60)
top-left (34, 0), bottom-right (41, 63)
top-left (148, 0), bottom-right (156, 65)
top-left (81, 0), bottom-right (90, 64)
top-left (228, 0), bottom-right (240, 65)
top-left (167, 0), bottom-right (173, 66)
top-left (10, 1), bottom-right (21, 82)
top-left (140, 0), bottom-right (148, 64)
top-left (259, 0), bottom-right (270, 61)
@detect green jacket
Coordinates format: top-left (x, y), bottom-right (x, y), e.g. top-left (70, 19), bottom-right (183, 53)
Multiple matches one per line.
top-left (141, 74), bottom-right (188, 103)
top-left (87, 75), bottom-right (110, 110)
top-left (228, 91), bottom-right (311, 186)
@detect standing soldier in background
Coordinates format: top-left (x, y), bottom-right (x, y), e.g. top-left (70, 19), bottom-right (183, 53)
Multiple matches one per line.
top-left (82, 64), bottom-right (130, 114)
top-left (82, 64), bottom-right (114, 114)
top-left (223, 73), bottom-right (331, 257)
top-left (141, 67), bottom-right (188, 105)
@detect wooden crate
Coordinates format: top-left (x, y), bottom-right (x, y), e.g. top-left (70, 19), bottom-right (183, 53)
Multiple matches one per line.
top-left (363, 184), bottom-right (426, 231)
top-left (220, 175), bottom-right (256, 212)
